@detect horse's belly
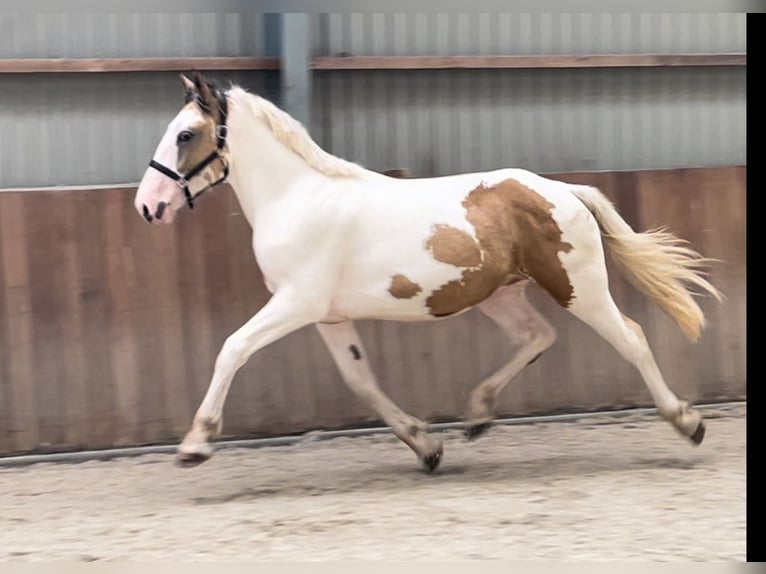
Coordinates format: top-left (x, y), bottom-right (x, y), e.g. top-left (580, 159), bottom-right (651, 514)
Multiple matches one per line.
top-left (326, 252), bottom-right (505, 322)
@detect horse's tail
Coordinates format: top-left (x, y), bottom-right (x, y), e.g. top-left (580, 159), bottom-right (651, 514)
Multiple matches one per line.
top-left (570, 184), bottom-right (723, 342)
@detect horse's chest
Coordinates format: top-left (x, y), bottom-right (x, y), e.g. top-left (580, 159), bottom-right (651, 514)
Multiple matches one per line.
top-left (251, 210), bottom-right (347, 292)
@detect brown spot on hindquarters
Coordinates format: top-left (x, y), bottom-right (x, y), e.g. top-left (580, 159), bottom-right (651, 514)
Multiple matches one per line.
top-left (426, 224), bottom-right (482, 268)
top-left (388, 274), bottom-right (422, 299)
top-left (426, 179), bottom-right (574, 316)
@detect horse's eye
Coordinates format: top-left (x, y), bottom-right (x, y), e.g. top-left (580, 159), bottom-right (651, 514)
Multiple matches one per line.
top-left (177, 130), bottom-right (194, 144)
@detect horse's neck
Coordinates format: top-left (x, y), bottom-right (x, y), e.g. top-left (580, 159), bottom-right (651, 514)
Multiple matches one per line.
top-left (226, 118), bottom-right (319, 227)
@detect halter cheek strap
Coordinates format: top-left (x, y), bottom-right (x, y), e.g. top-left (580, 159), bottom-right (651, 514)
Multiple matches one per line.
top-left (148, 90), bottom-right (230, 210)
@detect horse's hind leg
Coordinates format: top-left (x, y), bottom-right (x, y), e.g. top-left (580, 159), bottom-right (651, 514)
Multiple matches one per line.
top-left (564, 260), bottom-right (706, 444)
top-left (316, 320), bottom-right (444, 471)
top-left (464, 280), bottom-right (557, 440)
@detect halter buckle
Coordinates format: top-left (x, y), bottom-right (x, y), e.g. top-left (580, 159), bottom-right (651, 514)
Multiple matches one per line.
top-left (216, 125), bottom-right (228, 140)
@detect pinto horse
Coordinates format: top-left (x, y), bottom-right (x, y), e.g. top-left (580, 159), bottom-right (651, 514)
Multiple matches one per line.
top-left (134, 72), bottom-right (722, 471)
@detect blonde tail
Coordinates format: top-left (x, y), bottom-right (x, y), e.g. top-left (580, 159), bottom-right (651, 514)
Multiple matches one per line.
top-left (570, 185), bottom-right (723, 342)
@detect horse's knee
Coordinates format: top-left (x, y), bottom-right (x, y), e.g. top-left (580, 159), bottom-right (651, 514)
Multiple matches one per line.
top-left (216, 334), bottom-right (251, 372)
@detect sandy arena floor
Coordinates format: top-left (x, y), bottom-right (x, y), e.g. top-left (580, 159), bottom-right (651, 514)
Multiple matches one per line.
top-left (0, 404), bottom-right (745, 561)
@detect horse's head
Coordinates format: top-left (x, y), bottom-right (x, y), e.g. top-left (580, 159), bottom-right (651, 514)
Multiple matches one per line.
top-left (135, 72), bottom-right (230, 223)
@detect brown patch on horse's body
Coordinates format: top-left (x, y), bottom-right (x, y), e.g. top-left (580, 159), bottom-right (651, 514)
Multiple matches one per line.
top-left (426, 179), bottom-right (574, 317)
top-left (426, 224), bottom-right (482, 268)
top-left (388, 274), bottom-right (422, 299)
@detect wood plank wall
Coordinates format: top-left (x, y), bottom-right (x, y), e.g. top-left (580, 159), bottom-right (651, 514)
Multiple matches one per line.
top-left (0, 166), bottom-right (746, 455)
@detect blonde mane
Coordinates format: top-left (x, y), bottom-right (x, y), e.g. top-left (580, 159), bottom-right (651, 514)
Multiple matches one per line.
top-left (227, 86), bottom-right (368, 178)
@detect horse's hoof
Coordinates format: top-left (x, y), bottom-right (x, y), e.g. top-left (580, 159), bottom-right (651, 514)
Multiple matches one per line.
top-left (690, 420), bottom-right (706, 446)
top-left (176, 448), bottom-right (212, 468)
top-left (464, 421), bottom-right (493, 441)
top-left (668, 401), bottom-right (705, 446)
top-left (422, 445), bottom-right (443, 473)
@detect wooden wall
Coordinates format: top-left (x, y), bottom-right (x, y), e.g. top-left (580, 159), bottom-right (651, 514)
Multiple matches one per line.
top-left (0, 166), bottom-right (746, 455)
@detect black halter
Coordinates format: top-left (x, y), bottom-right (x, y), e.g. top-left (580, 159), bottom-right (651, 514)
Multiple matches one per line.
top-left (149, 90), bottom-right (230, 210)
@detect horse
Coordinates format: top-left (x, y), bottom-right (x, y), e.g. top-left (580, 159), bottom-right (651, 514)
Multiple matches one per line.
top-left (134, 72), bottom-right (723, 471)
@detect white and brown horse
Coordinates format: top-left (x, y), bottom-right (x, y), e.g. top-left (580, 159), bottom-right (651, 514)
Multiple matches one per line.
top-left (135, 72), bottom-right (723, 471)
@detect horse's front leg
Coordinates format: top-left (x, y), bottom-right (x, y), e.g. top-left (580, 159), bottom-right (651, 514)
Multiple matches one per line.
top-left (177, 288), bottom-right (322, 467)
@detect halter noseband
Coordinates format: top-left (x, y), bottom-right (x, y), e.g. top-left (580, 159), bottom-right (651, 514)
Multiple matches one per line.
top-left (148, 89), bottom-right (230, 211)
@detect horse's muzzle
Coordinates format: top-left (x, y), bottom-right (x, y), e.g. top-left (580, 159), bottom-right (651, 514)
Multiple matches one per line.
top-left (141, 201), bottom-right (172, 223)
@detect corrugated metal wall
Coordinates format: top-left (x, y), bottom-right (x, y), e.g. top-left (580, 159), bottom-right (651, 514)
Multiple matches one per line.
top-left (0, 72), bottom-right (269, 188)
top-left (4, 12), bottom-right (744, 60)
top-left (0, 12), bottom-right (746, 188)
top-left (311, 12), bottom-right (745, 175)
top-left (313, 67), bottom-right (745, 176)
top-left (313, 13), bottom-right (746, 56)
top-left (0, 13), bottom-right (267, 58)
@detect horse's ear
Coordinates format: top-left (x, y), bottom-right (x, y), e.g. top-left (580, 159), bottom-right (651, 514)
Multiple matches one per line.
top-left (191, 71), bottom-right (217, 115)
top-left (180, 73), bottom-right (196, 102)
top-left (180, 73), bottom-right (195, 93)
top-left (191, 70), bottom-right (207, 90)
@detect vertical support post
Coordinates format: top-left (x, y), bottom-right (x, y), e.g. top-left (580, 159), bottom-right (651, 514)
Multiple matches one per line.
top-left (281, 12), bottom-right (312, 129)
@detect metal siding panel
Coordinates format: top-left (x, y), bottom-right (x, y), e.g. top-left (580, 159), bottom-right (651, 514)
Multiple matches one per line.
top-left (558, 13), bottom-right (573, 54)
top-left (370, 12), bottom-right (386, 55)
top-left (722, 67), bottom-right (747, 166)
top-left (314, 66), bottom-right (744, 178)
top-left (317, 13), bottom-right (336, 57)
top-left (1, 13), bottom-right (746, 187)
top-left (391, 12), bottom-right (408, 57)
top-left (311, 12), bottom-right (744, 56)
top-left (515, 13), bottom-right (532, 54)
top-left (347, 13), bottom-right (365, 56)
top-left (0, 71), bottom-right (268, 188)
top-left (413, 69), bottom-right (433, 175)
top-left (596, 13), bottom-right (615, 53)
top-left (3, 66), bottom-right (744, 188)
top-left (0, 12), bottom-right (746, 58)
top-left (434, 13), bottom-right (450, 56)
top-left (475, 12), bottom-right (491, 55)
top-left (0, 12), bottom-right (266, 58)
top-left (414, 12), bottom-right (428, 55)
top-left (455, 13), bottom-right (472, 55)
